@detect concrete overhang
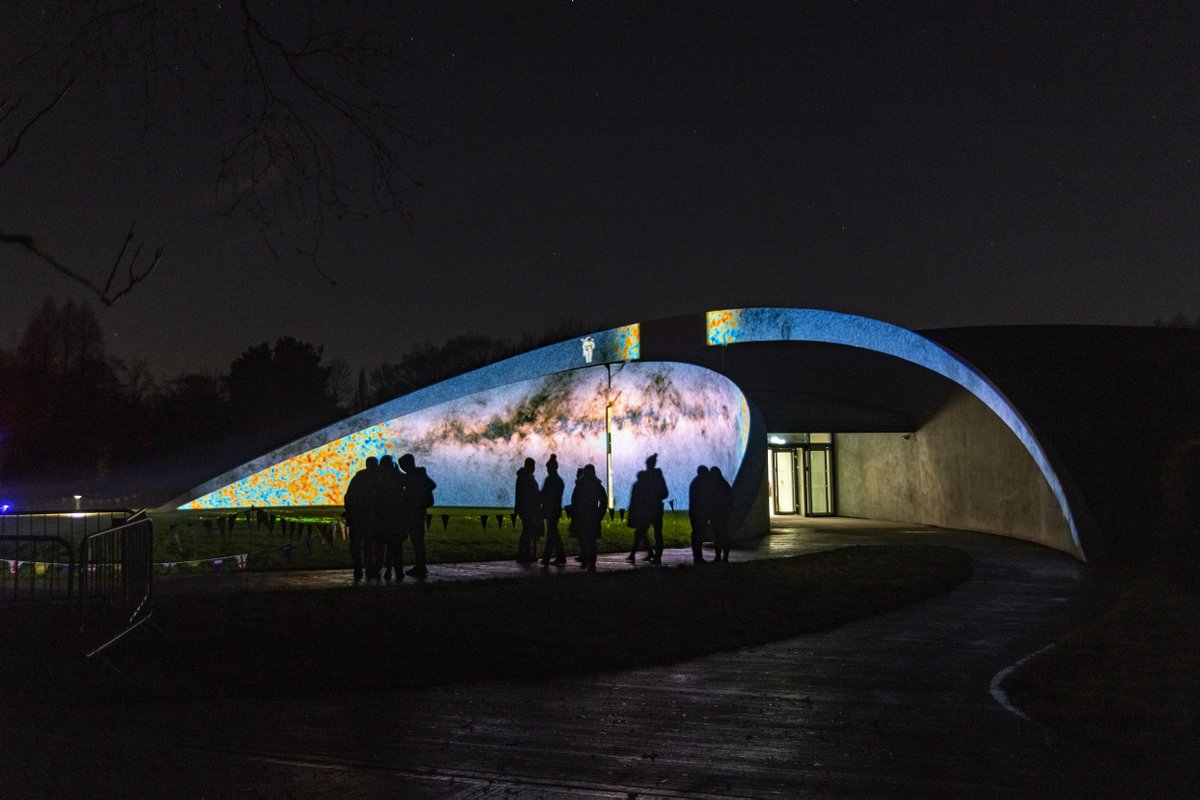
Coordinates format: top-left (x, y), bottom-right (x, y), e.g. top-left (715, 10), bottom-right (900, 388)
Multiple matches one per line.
top-left (640, 309), bottom-right (1084, 558)
top-left (642, 327), bottom-right (959, 432)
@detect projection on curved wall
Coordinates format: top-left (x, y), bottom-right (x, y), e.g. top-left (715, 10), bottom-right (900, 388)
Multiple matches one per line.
top-left (707, 307), bottom-right (1082, 555)
top-left (182, 361), bottom-right (749, 510)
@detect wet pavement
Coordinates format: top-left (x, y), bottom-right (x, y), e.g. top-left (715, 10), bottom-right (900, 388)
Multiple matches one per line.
top-left (5, 519), bottom-right (1134, 798)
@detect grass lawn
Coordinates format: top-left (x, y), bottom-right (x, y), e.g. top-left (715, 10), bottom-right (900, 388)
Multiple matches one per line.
top-left (147, 506), bottom-right (699, 572)
top-left (1003, 566), bottom-right (1200, 794)
top-left (3, 544), bottom-right (971, 702)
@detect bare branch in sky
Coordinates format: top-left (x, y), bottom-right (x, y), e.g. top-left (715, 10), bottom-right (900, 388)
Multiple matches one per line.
top-left (0, 224), bottom-right (162, 307)
top-left (0, 0), bottom-right (419, 302)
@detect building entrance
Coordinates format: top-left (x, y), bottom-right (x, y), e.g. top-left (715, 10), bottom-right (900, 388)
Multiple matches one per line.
top-left (768, 434), bottom-right (835, 516)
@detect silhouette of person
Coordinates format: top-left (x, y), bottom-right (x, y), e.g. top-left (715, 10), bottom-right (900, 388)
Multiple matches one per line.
top-left (626, 469), bottom-right (653, 563)
top-left (376, 454), bottom-right (405, 581)
top-left (514, 457), bottom-right (541, 564)
top-left (570, 466), bottom-right (584, 563)
top-left (539, 454), bottom-right (567, 566)
top-left (570, 463), bottom-right (607, 572)
top-left (343, 456), bottom-right (378, 580)
top-left (640, 454), bottom-right (669, 563)
top-left (398, 453), bottom-right (436, 578)
top-left (688, 465), bottom-right (712, 564)
top-left (709, 465), bottom-right (734, 562)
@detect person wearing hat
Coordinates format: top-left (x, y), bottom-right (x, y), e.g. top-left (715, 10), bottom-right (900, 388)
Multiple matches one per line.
top-left (570, 464), bottom-right (607, 572)
top-left (641, 453), bottom-right (669, 564)
top-left (539, 454), bottom-right (566, 566)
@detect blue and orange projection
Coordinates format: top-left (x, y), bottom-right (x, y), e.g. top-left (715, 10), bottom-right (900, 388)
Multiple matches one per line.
top-left (182, 360), bottom-right (747, 510)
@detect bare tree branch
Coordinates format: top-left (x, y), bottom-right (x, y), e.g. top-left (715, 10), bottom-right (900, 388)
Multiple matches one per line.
top-left (0, 79), bottom-right (73, 170)
top-left (1, 0), bottom-right (420, 303)
top-left (0, 224), bottom-right (162, 307)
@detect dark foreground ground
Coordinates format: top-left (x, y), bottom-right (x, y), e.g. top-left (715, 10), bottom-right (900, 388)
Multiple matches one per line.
top-left (1, 519), bottom-right (1152, 798)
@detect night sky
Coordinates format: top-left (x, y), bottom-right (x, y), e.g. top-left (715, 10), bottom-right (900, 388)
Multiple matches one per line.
top-left (3, 2), bottom-right (1198, 379)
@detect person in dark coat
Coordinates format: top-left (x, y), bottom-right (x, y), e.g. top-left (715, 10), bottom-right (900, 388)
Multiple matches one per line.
top-left (514, 457), bottom-right (541, 564)
top-left (570, 463), bottom-right (607, 572)
top-left (342, 456), bottom-right (378, 580)
top-left (626, 469), bottom-right (653, 563)
top-left (398, 453), bottom-right (436, 578)
top-left (640, 454), bottom-right (670, 563)
top-left (709, 465), bottom-right (734, 562)
top-left (569, 466), bottom-right (584, 563)
top-left (376, 454), bottom-right (405, 581)
top-left (688, 465), bottom-right (712, 564)
top-left (539, 454), bottom-right (567, 567)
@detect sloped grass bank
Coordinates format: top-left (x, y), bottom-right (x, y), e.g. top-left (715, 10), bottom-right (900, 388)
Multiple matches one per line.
top-left (33, 544), bottom-right (971, 701)
top-left (1004, 567), bottom-right (1200, 794)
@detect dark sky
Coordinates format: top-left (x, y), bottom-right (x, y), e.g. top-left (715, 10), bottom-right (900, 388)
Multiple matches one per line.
top-left (3, 2), bottom-right (1198, 378)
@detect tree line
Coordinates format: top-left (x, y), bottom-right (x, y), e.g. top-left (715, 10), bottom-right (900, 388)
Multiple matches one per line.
top-left (0, 297), bottom-right (585, 486)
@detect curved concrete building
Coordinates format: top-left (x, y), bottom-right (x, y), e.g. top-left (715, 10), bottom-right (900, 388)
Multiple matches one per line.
top-left (170, 308), bottom-right (1200, 563)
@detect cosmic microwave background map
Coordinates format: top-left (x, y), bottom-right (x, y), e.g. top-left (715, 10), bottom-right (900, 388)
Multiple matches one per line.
top-left (183, 361), bottom-right (750, 510)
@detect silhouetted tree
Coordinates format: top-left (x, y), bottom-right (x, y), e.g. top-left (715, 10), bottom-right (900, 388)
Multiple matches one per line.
top-left (366, 320), bottom-right (599, 405)
top-left (370, 334), bottom-right (513, 403)
top-left (1, 1), bottom-right (418, 304)
top-left (0, 296), bottom-right (122, 479)
top-left (227, 337), bottom-right (339, 432)
top-left (354, 368), bottom-right (370, 414)
top-left (146, 372), bottom-right (231, 456)
top-left (326, 358), bottom-right (355, 412)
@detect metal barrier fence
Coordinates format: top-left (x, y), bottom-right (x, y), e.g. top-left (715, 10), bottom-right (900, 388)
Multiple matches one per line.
top-left (0, 510), bottom-right (133, 602)
top-left (0, 509), bottom-right (136, 543)
top-left (78, 511), bottom-right (155, 659)
top-left (0, 535), bottom-right (75, 601)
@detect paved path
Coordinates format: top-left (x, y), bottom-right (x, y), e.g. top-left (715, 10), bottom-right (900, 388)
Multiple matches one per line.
top-left (7, 519), bottom-right (1135, 798)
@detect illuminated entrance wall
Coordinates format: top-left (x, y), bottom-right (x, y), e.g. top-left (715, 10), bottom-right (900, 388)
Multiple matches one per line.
top-left (182, 361), bottom-right (750, 510)
top-left (706, 307), bottom-right (1083, 558)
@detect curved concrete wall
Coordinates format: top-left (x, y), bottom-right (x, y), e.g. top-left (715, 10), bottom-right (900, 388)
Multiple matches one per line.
top-left (705, 308), bottom-right (1084, 558)
top-left (835, 388), bottom-right (1074, 553)
top-left (730, 402), bottom-right (771, 541)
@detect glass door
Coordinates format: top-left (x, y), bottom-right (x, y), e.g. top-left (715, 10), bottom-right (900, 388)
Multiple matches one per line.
top-left (805, 446), bottom-right (834, 516)
top-left (771, 448), bottom-right (800, 514)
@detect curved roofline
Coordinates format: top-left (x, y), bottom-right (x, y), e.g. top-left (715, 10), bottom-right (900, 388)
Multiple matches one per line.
top-left (705, 308), bottom-right (1082, 557)
top-left (167, 324), bottom-right (643, 509)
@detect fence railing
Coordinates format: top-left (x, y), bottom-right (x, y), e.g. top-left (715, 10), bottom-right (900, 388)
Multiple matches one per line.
top-left (78, 511), bottom-right (155, 659)
top-left (0, 510), bottom-right (134, 602)
top-left (0, 535), bottom-right (75, 601)
top-left (0, 509), bottom-right (136, 544)
top-left (0, 508), bottom-right (154, 661)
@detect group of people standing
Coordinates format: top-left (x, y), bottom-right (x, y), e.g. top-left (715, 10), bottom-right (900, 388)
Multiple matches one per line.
top-left (514, 454), bottom-right (608, 572)
top-left (516, 452), bottom-right (735, 570)
top-left (687, 465), bottom-right (735, 563)
top-left (343, 453), bottom-right (437, 581)
top-left (345, 451), bottom-right (737, 580)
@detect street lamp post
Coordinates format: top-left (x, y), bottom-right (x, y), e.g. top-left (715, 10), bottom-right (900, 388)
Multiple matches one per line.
top-left (605, 363), bottom-right (614, 509)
